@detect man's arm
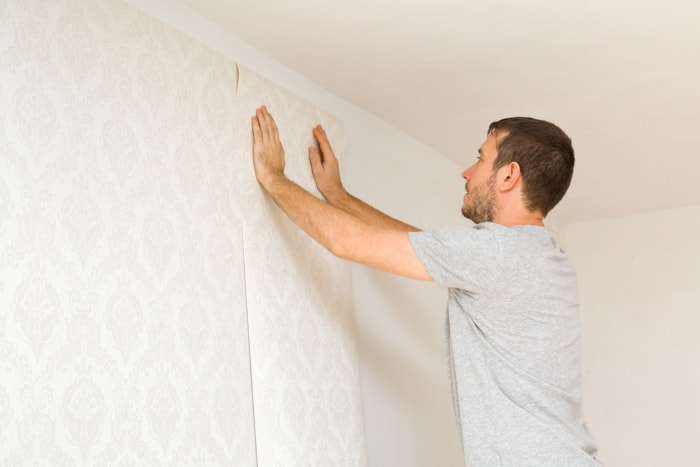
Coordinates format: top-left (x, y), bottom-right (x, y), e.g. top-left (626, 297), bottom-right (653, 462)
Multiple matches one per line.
top-left (308, 124), bottom-right (420, 233)
top-left (251, 106), bottom-right (431, 282)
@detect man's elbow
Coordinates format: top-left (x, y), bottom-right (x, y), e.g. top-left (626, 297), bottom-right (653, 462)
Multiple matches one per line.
top-left (324, 220), bottom-right (370, 263)
top-left (327, 234), bottom-right (354, 261)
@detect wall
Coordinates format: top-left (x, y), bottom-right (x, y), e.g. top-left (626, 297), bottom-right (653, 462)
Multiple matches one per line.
top-left (125, 2), bottom-right (470, 467)
top-left (0, 0), bottom-right (366, 465)
top-left (0, 1), bottom-right (256, 462)
top-left (565, 205), bottom-right (700, 467)
top-left (95, 3), bottom-right (700, 466)
top-left (237, 68), bottom-right (366, 466)
top-left (345, 130), bottom-right (467, 467)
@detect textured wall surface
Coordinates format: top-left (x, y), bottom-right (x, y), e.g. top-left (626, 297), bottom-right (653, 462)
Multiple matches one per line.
top-left (0, 0), bottom-right (365, 465)
top-left (237, 67), bottom-right (366, 467)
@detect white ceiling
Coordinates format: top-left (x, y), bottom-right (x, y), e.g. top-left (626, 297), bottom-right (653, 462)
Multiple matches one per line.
top-left (179, 0), bottom-right (700, 224)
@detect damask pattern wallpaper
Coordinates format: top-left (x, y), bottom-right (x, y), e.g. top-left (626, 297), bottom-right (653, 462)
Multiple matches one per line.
top-left (237, 68), bottom-right (366, 466)
top-left (0, 0), bottom-right (366, 465)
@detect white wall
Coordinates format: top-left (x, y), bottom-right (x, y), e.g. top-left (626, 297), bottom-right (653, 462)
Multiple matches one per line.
top-left (565, 205), bottom-right (700, 467)
top-left (345, 131), bottom-right (467, 467)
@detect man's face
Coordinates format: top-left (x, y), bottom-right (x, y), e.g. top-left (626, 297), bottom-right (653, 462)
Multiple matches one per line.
top-left (461, 132), bottom-right (499, 224)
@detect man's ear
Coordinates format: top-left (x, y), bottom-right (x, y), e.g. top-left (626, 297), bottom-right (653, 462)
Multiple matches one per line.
top-left (498, 162), bottom-right (521, 192)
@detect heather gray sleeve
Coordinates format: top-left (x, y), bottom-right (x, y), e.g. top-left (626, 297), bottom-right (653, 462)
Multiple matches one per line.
top-left (408, 225), bottom-right (501, 292)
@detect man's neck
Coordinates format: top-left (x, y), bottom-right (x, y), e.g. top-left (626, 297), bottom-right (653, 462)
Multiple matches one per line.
top-left (493, 210), bottom-right (545, 227)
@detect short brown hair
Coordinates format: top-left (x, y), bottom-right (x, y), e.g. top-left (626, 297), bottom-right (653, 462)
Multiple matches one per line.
top-left (488, 117), bottom-right (575, 216)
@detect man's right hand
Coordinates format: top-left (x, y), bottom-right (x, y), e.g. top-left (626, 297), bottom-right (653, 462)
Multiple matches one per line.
top-left (308, 125), bottom-right (345, 202)
top-left (308, 123), bottom-right (421, 234)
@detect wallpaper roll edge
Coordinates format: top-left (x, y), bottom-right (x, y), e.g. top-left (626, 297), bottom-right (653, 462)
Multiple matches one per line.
top-left (237, 65), bottom-right (368, 466)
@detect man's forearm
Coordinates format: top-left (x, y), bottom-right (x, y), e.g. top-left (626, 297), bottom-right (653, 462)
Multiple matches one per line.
top-left (322, 188), bottom-right (420, 233)
top-left (262, 175), bottom-right (370, 259)
top-left (261, 175), bottom-right (430, 280)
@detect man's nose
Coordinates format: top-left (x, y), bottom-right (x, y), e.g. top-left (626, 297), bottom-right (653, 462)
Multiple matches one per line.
top-left (462, 164), bottom-right (475, 180)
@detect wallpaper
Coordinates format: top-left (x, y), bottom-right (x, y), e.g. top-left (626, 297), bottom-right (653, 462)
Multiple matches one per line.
top-left (0, 0), bottom-right (365, 465)
top-left (237, 67), bottom-right (367, 467)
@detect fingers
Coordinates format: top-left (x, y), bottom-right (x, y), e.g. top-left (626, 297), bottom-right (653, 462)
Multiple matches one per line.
top-left (253, 106), bottom-right (279, 143)
top-left (312, 125), bottom-right (337, 162)
top-left (251, 115), bottom-right (262, 143)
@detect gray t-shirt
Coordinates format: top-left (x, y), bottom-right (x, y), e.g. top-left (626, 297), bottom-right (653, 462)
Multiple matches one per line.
top-left (409, 223), bottom-right (601, 467)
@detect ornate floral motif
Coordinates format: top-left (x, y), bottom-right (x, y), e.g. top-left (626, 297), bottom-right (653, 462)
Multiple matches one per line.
top-left (0, 0), bottom-right (365, 465)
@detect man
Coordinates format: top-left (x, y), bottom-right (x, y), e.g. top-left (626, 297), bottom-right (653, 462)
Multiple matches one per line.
top-left (251, 106), bottom-right (601, 466)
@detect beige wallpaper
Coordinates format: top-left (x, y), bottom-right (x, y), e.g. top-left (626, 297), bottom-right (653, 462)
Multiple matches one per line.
top-left (0, 0), bottom-right (365, 465)
top-left (237, 67), bottom-right (366, 466)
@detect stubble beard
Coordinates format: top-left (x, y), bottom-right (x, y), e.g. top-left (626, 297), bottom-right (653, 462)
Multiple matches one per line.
top-left (461, 175), bottom-right (497, 224)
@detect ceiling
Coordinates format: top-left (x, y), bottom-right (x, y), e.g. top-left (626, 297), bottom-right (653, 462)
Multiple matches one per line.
top-left (178, 0), bottom-right (700, 224)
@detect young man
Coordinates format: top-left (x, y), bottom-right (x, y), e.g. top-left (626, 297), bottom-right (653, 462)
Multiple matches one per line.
top-left (251, 106), bottom-right (601, 466)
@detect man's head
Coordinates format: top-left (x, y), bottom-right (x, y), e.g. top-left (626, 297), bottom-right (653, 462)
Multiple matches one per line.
top-left (461, 117), bottom-right (574, 223)
top-left (488, 117), bottom-right (575, 216)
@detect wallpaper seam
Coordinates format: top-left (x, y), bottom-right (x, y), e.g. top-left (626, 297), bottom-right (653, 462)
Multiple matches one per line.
top-left (240, 232), bottom-right (260, 467)
top-left (0, 1), bottom-right (365, 462)
top-left (235, 63), bottom-right (241, 97)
